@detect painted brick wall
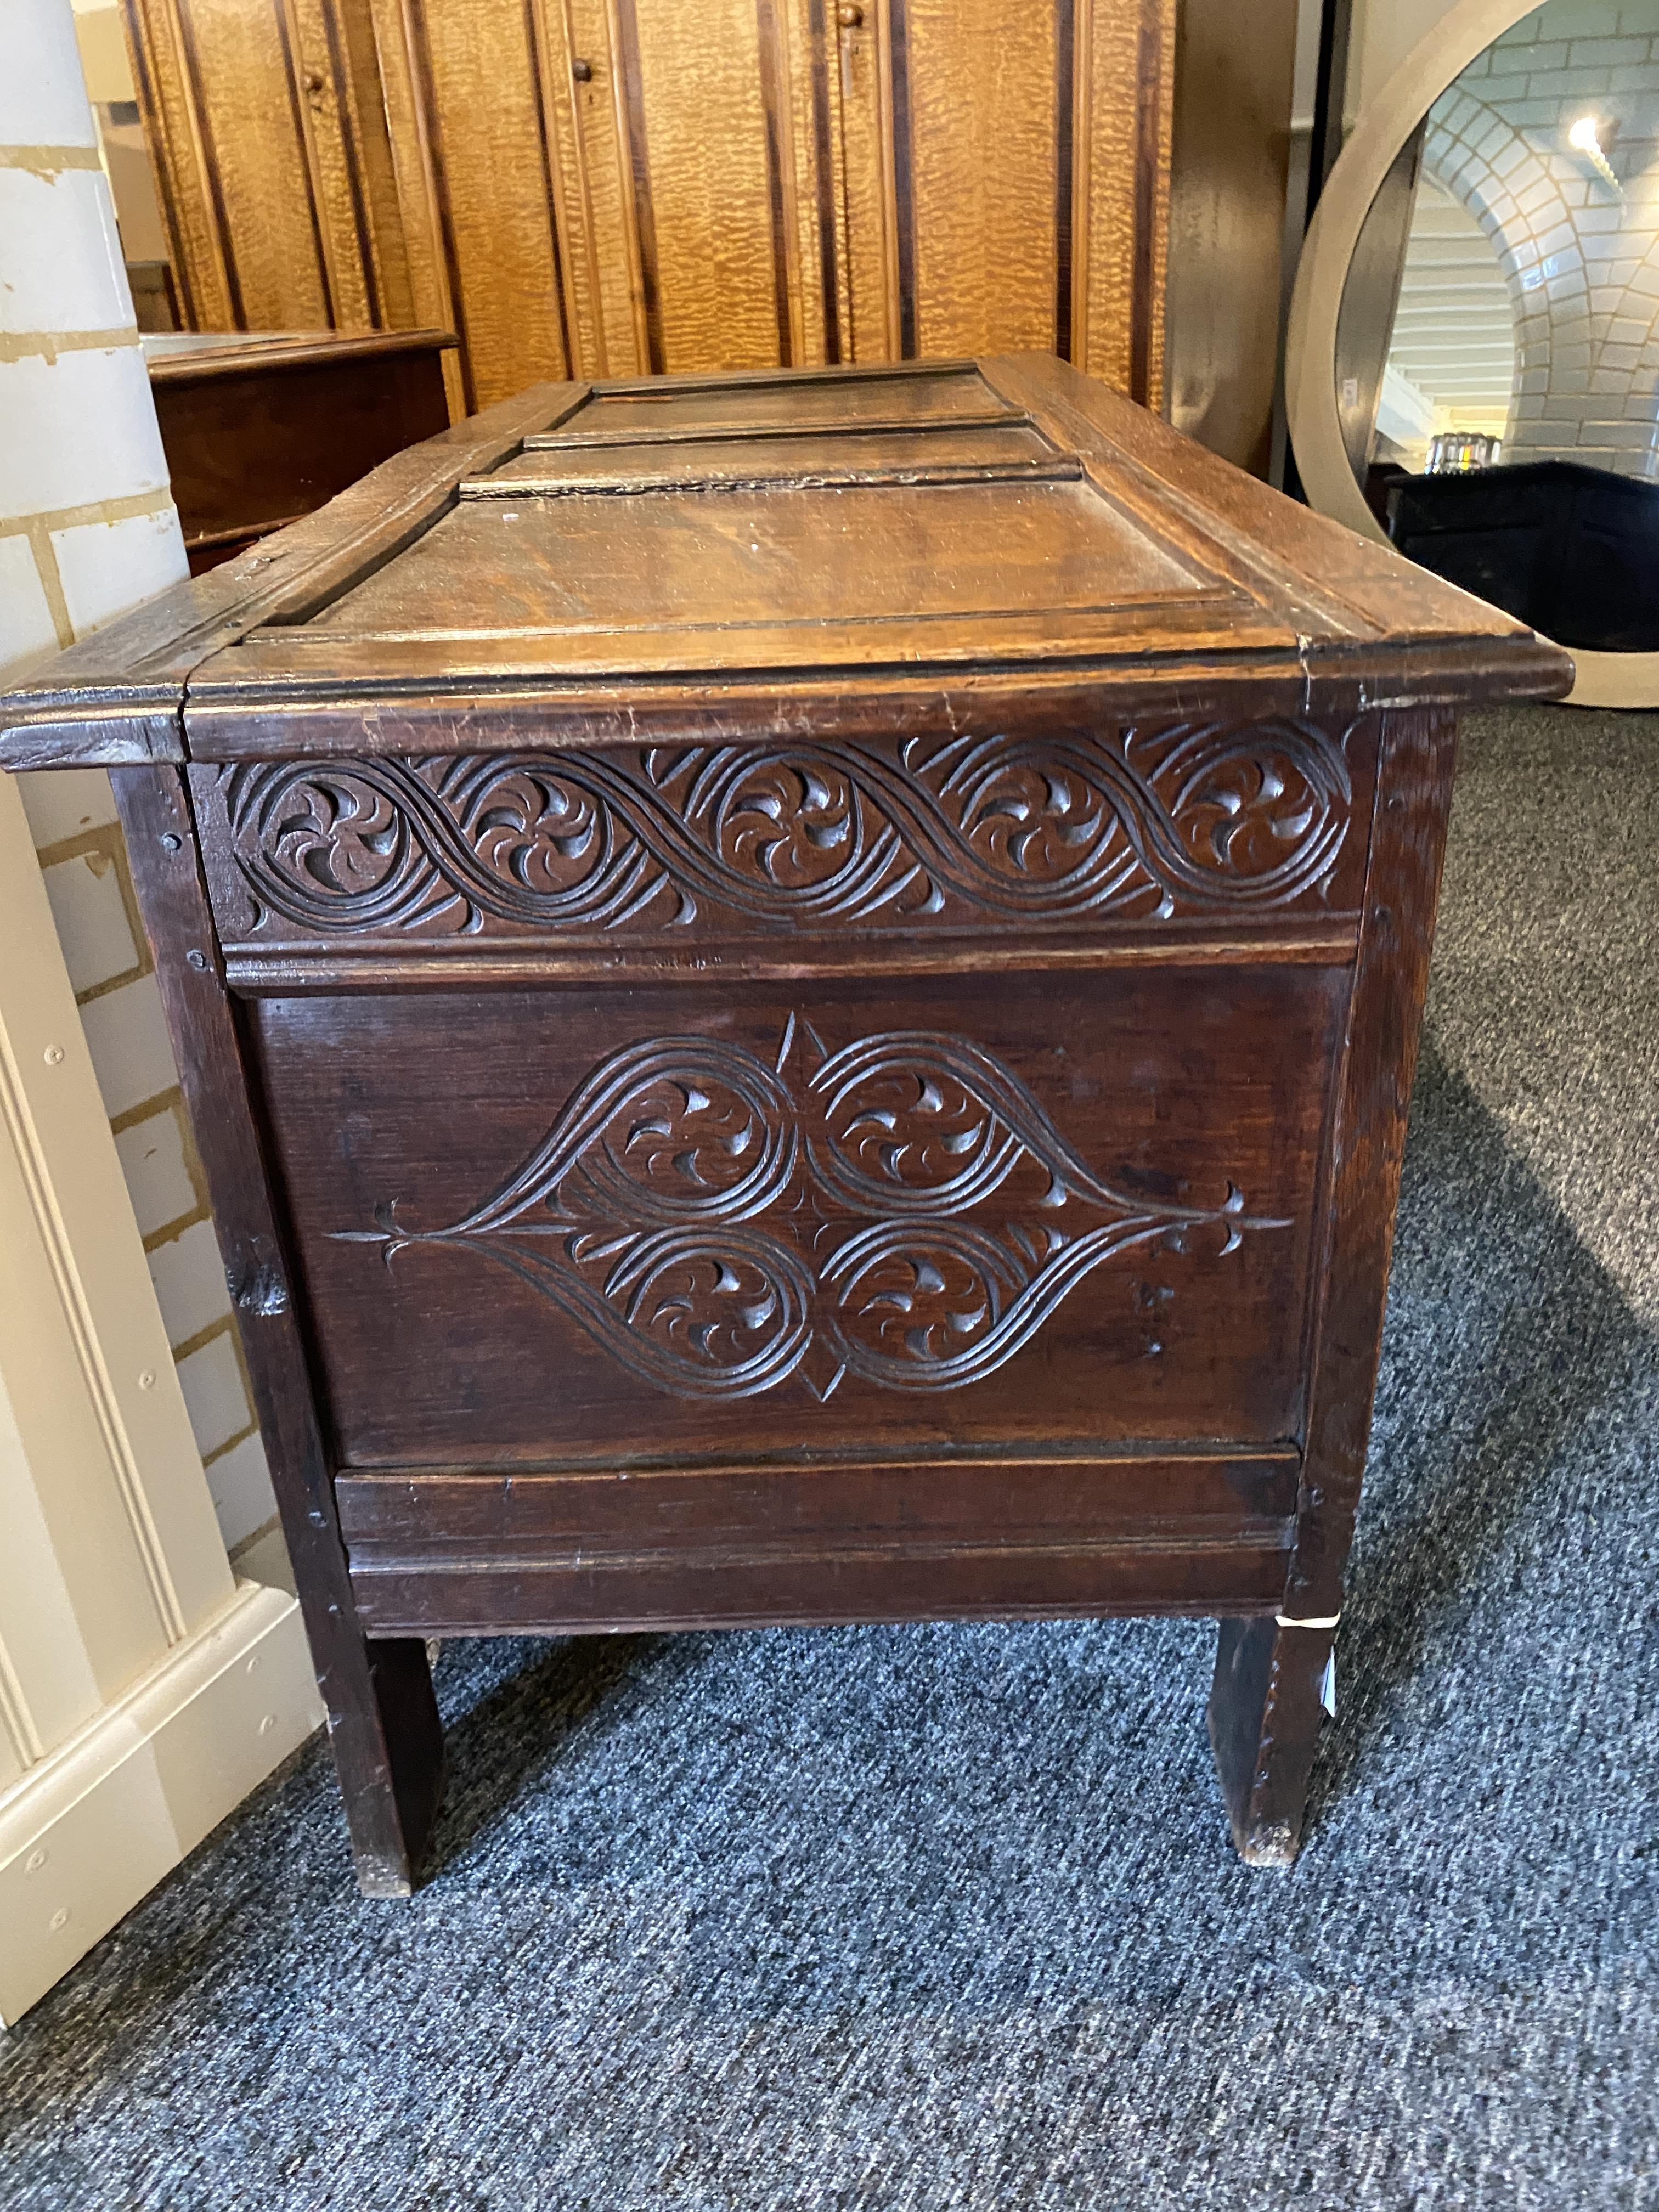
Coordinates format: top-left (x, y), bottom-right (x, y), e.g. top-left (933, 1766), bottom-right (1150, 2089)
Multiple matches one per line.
top-left (1426, 2), bottom-right (1659, 477)
top-left (0, 9), bottom-right (281, 1577)
top-left (15, 771), bottom-right (281, 1561)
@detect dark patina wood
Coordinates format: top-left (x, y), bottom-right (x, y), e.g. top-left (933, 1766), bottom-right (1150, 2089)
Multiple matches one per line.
top-left (145, 330), bottom-right (458, 574)
top-left (110, 766), bottom-right (444, 1897)
top-left (0, 357), bottom-right (1571, 1889)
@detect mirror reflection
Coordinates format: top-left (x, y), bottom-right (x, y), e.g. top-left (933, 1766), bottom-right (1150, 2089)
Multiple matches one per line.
top-left (1345, 2), bottom-right (1659, 653)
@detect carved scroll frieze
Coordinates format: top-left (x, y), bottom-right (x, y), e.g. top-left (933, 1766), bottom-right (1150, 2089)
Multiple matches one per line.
top-left (336, 1015), bottom-right (1290, 1400)
top-left (212, 719), bottom-right (1357, 942)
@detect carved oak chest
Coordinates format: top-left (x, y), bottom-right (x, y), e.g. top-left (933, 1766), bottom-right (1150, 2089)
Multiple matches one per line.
top-left (0, 358), bottom-right (1571, 1891)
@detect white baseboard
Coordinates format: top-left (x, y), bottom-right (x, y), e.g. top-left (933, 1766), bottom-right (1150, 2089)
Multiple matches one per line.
top-left (0, 1579), bottom-right (323, 2025)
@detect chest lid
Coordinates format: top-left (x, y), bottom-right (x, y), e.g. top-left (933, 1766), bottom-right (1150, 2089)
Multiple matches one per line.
top-left (0, 356), bottom-right (1570, 769)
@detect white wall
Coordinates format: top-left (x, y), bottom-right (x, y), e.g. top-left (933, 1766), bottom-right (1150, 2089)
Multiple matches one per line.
top-left (0, 0), bottom-right (317, 2024)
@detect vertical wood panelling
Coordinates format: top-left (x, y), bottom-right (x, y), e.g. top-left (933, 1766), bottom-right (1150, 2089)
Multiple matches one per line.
top-left (754, 0), bottom-right (800, 366)
top-left (403, 0), bottom-right (570, 405)
top-left (885, 0), bottom-right (916, 357)
top-left (819, 0), bottom-right (1173, 382)
top-left (119, 0), bottom-right (222, 326)
top-left (608, 0), bottom-right (664, 373)
top-left (125, 0), bottom-right (1175, 405)
top-left (560, 0), bottom-right (647, 375)
top-left (396, 0), bottom-right (477, 404)
top-left (525, 0), bottom-right (597, 375)
top-left (158, 0), bottom-right (247, 322)
top-left (622, 0), bottom-right (786, 372)
top-left (174, 0), bottom-right (331, 326)
top-left (119, 0), bottom-right (238, 326)
top-left (287, 0), bottom-right (419, 331)
top-left (804, 0), bottom-right (843, 362)
top-left (310, 0), bottom-right (383, 326)
top-left (1069, 0), bottom-right (1093, 370)
top-left (895, 0), bottom-right (1060, 359)
top-left (365, 0), bottom-right (465, 408)
top-left (1054, 0), bottom-right (1076, 363)
top-left (535, 1), bottom-right (620, 375)
top-left (122, 0), bottom-right (416, 337)
top-left (1129, 0), bottom-right (1172, 407)
top-left (1146, 0), bottom-right (1175, 409)
top-left (775, 0), bottom-right (833, 366)
top-left (271, 0), bottom-right (341, 327)
top-left (329, 0), bottom-right (417, 327)
top-left (833, 0), bottom-right (899, 360)
top-left (1076, 0), bottom-right (1174, 399)
top-left (521, 0), bottom-right (575, 375)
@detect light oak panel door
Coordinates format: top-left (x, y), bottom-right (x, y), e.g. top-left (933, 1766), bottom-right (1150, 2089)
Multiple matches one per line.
top-left (622, 0), bottom-right (830, 372)
top-left (540, 0), bottom-right (647, 379)
top-left (1073, 0), bottom-right (1175, 401)
top-left (831, 0), bottom-right (899, 360)
top-left (123, 0), bottom-right (1173, 429)
top-left (291, 0), bottom-right (415, 329)
top-left (390, 0), bottom-right (573, 407)
top-left (411, 0), bottom-right (833, 386)
top-left (894, 0), bottom-right (1065, 359)
top-left (120, 0), bottom-right (411, 334)
top-left (832, 0), bottom-right (1172, 400)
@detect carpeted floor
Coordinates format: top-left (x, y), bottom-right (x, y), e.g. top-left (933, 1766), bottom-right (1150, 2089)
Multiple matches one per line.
top-left (2, 702), bottom-right (1655, 2211)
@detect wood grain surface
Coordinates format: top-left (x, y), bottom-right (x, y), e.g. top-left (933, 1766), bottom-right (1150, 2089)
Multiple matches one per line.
top-left (1075, 0), bottom-right (1173, 399)
top-left (534, 0), bottom-right (637, 377)
top-left (252, 967), bottom-right (1341, 1466)
top-left (0, 359), bottom-right (1572, 776)
top-left (111, 765), bottom-right (444, 1898)
top-left (121, 0), bottom-right (402, 334)
top-left (626, 0), bottom-right (781, 370)
top-left (363, 0), bottom-right (466, 410)
top-left (402, 0), bottom-right (571, 403)
top-left (126, 0), bottom-right (1178, 409)
top-left (899, 0), bottom-right (1060, 357)
top-left (1208, 704), bottom-right (1460, 1867)
top-left (189, 712), bottom-right (1374, 968)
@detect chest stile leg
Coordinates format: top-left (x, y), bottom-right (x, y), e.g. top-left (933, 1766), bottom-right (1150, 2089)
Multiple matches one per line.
top-left (111, 764), bottom-right (445, 1897)
top-left (1207, 705), bottom-right (1458, 1864)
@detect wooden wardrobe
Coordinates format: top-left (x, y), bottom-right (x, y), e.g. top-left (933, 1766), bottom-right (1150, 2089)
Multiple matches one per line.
top-left (120, 0), bottom-right (1175, 414)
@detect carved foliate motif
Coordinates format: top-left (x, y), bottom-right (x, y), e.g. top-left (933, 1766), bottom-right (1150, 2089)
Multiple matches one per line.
top-left (218, 721), bottom-right (1354, 939)
top-left (336, 1016), bottom-right (1290, 1400)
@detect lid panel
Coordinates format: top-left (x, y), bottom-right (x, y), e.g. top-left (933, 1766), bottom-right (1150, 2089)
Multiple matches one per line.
top-left (472, 420), bottom-right (1062, 496)
top-left (0, 357), bottom-right (1574, 775)
top-left (297, 477), bottom-right (1235, 663)
top-left (528, 365), bottom-right (1015, 446)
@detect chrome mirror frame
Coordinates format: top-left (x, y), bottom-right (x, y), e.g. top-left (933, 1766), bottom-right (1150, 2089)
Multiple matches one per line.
top-left (1285, 0), bottom-right (1656, 708)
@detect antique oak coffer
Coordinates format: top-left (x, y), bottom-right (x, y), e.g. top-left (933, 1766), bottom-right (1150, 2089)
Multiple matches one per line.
top-left (0, 358), bottom-right (1571, 1892)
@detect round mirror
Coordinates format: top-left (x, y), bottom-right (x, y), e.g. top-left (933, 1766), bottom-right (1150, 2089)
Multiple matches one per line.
top-left (1288, 0), bottom-right (1659, 706)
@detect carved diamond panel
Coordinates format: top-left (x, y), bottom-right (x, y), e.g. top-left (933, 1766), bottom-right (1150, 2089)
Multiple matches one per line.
top-left (336, 1014), bottom-right (1290, 1400)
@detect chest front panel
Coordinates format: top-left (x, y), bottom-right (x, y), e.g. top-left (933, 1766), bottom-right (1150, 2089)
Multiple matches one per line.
top-left (251, 956), bottom-right (1345, 1471)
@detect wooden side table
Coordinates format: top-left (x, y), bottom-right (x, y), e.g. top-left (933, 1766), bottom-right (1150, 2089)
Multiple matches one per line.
top-left (0, 357), bottom-right (1571, 1893)
top-left (144, 329), bottom-right (456, 573)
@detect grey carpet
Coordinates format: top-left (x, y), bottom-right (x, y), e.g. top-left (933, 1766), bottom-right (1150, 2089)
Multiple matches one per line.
top-left (2, 702), bottom-right (1656, 2211)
